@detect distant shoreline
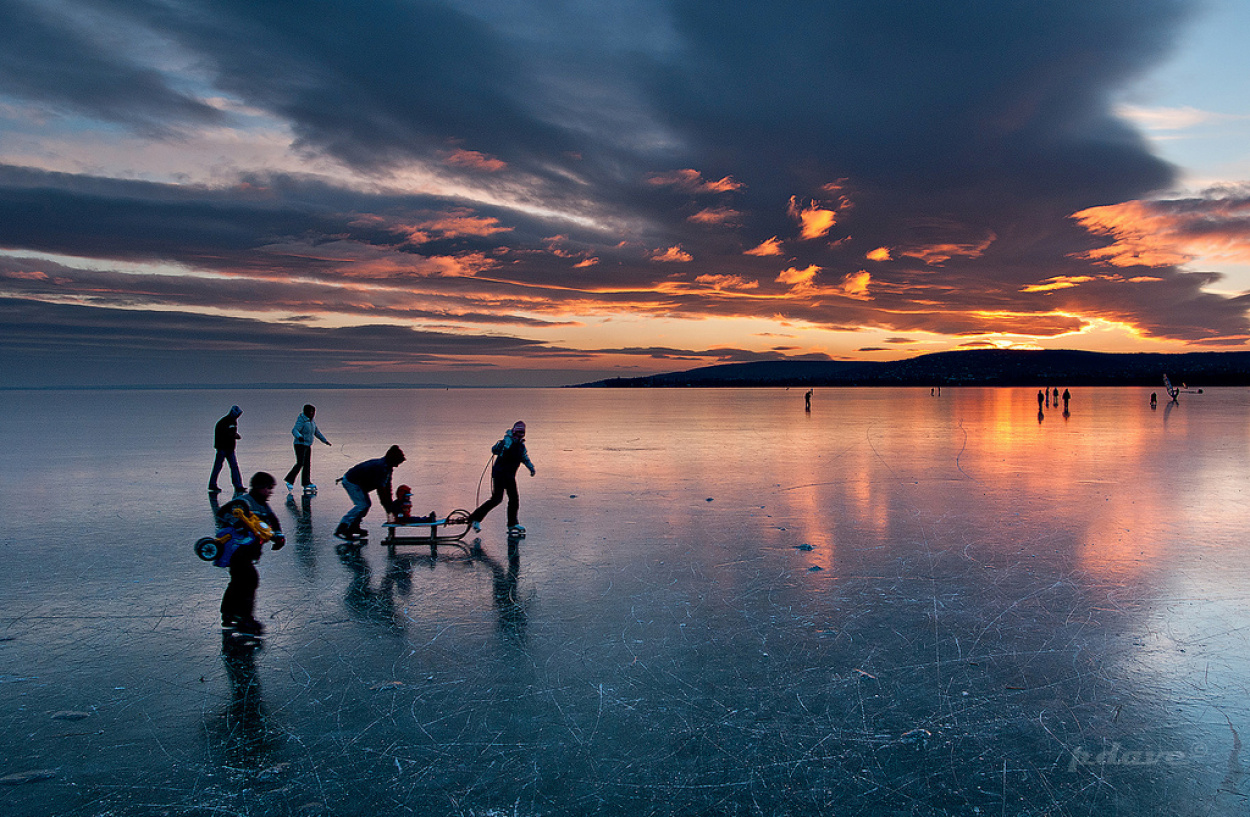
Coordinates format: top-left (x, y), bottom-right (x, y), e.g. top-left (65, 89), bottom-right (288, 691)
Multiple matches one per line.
top-left (571, 349), bottom-right (1250, 389)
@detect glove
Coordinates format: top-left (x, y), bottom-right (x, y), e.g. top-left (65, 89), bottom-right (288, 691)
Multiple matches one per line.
top-left (528, 466), bottom-right (536, 476)
top-left (272, 533), bottom-right (286, 551)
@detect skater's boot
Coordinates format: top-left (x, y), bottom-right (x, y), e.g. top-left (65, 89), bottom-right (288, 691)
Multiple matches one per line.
top-left (235, 618), bottom-right (265, 636)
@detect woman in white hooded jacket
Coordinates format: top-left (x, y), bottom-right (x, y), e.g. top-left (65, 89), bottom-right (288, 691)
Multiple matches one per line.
top-left (284, 404), bottom-right (331, 494)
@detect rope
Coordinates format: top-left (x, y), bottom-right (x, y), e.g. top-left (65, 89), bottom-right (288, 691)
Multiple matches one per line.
top-left (476, 455), bottom-right (495, 505)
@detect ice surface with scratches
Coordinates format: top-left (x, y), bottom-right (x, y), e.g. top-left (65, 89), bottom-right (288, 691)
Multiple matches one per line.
top-left (1, 386), bottom-right (1249, 816)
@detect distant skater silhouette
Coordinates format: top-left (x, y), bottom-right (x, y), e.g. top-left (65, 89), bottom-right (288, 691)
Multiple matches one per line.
top-left (1150, 392), bottom-right (1158, 409)
top-left (1166, 375), bottom-right (1180, 403)
top-left (805, 389), bottom-right (812, 411)
top-left (1037, 390), bottom-right (1044, 411)
top-left (1062, 388), bottom-right (1070, 412)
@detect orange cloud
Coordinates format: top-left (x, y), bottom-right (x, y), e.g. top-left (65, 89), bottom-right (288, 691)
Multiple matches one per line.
top-left (647, 169), bottom-right (744, 193)
top-left (1020, 273), bottom-right (1165, 292)
top-left (899, 233), bottom-right (995, 265)
top-left (1070, 195), bottom-right (1250, 268)
top-left (400, 210), bottom-right (512, 243)
top-left (776, 264), bottom-right (820, 287)
top-left (866, 247), bottom-right (892, 262)
top-left (1072, 201), bottom-right (1189, 267)
top-left (444, 149), bottom-right (507, 172)
top-left (688, 206), bottom-right (741, 225)
top-left (1020, 275), bottom-right (1097, 292)
top-left (694, 274), bottom-right (759, 291)
top-left (745, 237), bottom-right (783, 256)
top-left (336, 251), bottom-right (498, 279)
top-left (652, 245), bottom-right (693, 262)
top-left (788, 197), bottom-right (839, 240)
top-left (838, 270), bottom-right (871, 300)
top-left (573, 258), bottom-right (599, 268)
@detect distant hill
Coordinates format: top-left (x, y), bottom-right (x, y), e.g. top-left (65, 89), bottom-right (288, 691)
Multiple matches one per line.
top-left (573, 349), bottom-right (1250, 388)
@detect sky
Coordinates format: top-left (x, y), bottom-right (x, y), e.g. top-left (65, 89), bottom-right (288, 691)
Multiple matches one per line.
top-left (2, 0), bottom-right (1250, 387)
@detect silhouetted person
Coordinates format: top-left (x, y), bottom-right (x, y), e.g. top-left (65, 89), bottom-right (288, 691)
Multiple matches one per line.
top-left (217, 472), bottom-right (285, 635)
top-left (1037, 390), bottom-right (1044, 411)
top-left (469, 421), bottom-right (536, 537)
top-left (1150, 392), bottom-right (1158, 409)
top-left (1062, 388), bottom-right (1070, 412)
top-left (284, 404), bottom-right (331, 495)
top-left (805, 389), bottom-right (812, 411)
top-left (335, 445), bottom-right (406, 540)
top-left (209, 405), bottom-right (244, 495)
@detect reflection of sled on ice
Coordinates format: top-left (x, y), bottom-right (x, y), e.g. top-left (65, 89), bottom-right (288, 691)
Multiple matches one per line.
top-left (381, 509), bottom-right (474, 547)
top-left (1164, 374), bottom-right (1203, 402)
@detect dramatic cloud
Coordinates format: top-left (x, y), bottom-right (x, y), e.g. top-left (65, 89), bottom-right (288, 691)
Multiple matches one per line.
top-left (0, 0), bottom-right (1245, 385)
top-left (1072, 185), bottom-right (1250, 267)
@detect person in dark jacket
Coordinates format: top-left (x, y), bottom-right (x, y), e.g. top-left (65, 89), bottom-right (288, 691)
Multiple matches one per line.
top-left (469, 421), bottom-right (536, 536)
top-left (209, 405), bottom-right (244, 494)
top-left (283, 404), bottom-right (331, 495)
top-left (335, 445), bottom-right (406, 540)
top-left (218, 471), bottom-right (285, 635)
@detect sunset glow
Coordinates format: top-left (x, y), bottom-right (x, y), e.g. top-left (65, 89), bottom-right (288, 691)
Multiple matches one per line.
top-left (1, 0), bottom-right (1249, 385)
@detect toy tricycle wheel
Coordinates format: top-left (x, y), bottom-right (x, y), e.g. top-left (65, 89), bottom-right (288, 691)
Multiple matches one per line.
top-left (443, 509), bottom-right (472, 539)
top-left (195, 537), bottom-right (221, 562)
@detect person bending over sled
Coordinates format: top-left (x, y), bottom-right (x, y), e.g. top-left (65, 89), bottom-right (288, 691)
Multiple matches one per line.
top-left (469, 421), bottom-right (536, 537)
top-left (335, 445), bottom-right (406, 540)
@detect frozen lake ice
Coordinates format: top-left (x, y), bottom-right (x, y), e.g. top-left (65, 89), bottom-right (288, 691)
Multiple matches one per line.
top-left (2, 385), bottom-right (1249, 815)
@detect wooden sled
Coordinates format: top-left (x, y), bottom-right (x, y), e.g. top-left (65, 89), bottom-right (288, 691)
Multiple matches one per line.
top-left (381, 509), bottom-right (473, 548)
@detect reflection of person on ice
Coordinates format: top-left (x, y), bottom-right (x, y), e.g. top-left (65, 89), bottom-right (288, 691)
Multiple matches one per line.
top-left (335, 445), bottom-right (406, 540)
top-left (470, 421), bottom-right (536, 536)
